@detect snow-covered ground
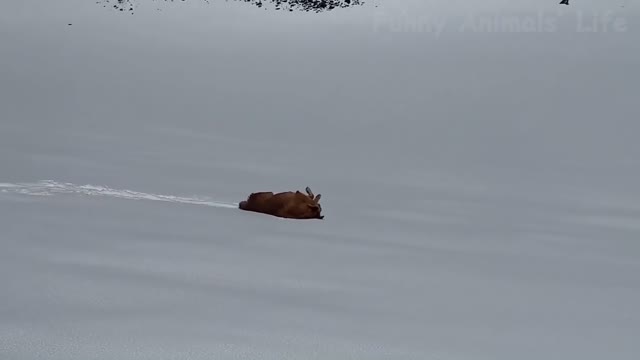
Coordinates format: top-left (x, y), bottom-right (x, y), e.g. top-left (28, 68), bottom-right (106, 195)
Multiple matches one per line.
top-left (1, 0), bottom-right (639, 359)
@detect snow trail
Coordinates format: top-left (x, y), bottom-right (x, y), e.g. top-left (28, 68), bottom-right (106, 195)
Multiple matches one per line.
top-left (0, 180), bottom-right (239, 209)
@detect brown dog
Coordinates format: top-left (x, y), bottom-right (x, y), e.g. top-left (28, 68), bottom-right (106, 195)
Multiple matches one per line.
top-left (239, 187), bottom-right (324, 220)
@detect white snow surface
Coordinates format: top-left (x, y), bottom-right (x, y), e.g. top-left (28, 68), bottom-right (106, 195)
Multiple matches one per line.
top-left (1, 0), bottom-right (639, 359)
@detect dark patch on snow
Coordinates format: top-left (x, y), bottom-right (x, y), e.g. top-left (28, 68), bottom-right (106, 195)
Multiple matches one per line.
top-left (98, 0), bottom-right (365, 13)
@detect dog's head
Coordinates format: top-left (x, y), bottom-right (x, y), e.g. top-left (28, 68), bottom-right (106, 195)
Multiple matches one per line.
top-left (303, 187), bottom-right (323, 219)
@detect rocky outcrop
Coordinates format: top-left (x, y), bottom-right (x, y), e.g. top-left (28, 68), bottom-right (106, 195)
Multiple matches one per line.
top-left (99, 0), bottom-right (365, 13)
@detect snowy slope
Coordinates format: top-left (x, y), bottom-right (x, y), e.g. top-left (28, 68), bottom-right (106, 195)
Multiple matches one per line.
top-left (1, 0), bottom-right (639, 359)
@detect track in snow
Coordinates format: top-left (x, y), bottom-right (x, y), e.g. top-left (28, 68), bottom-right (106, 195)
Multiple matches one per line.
top-left (0, 180), bottom-right (239, 209)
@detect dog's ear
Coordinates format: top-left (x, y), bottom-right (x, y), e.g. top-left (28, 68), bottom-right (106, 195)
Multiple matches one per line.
top-left (305, 187), bottom-right (314, 198)
top-left (314, 194), bottom-right (321, 202)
